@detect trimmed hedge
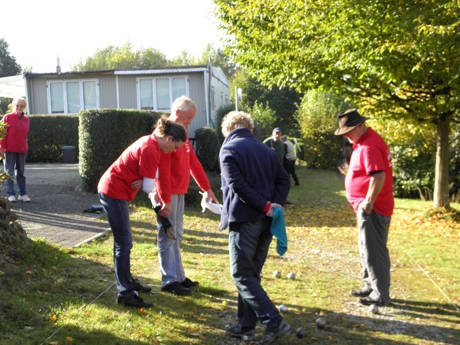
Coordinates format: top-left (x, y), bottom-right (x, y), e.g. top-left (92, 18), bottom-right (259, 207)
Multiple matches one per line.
top-left (195, 127), bottom-right (219, 172)
top-left (79, 109), bottom-right (161, 192)
top-left (27, 115), bottom-right (79, 162)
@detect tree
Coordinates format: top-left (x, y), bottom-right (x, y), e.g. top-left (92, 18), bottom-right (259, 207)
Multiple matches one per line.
top-left (215, 0), bottom-right (459, 208)
top-left (231, 69), bottom-right (302, 134)
top-left (73, 43), bottom-right (168, 71)
top-left (0, 38), bottom-right (21, 114)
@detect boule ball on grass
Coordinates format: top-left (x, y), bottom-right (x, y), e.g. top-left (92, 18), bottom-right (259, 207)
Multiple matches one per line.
top-left (296, 327), bottom-right (306, 338)
top-left (287, 272), bottom-right (296, 280)
top-left (273, 270), bottom-right (281, 278)
top-left (315, 317), bottom-right (326, 329)
top-left (279, 304), bottom-right (288, 313)
top-left (369, 304), bottom-right (379, 314)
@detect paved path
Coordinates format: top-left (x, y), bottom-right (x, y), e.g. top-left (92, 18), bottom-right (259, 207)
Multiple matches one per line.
top-left (9, 163), bottom-right (110, 247)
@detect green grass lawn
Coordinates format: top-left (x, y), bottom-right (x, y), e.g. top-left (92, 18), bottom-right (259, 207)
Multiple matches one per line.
top-left (0, 167), bottom-right (459, 345)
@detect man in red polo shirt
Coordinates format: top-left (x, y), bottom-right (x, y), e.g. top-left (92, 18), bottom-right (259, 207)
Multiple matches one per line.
top-left (335, 108), bottom-right (394, 307)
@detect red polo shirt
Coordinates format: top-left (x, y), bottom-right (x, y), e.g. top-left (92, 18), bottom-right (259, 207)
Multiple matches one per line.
top-left (345, 128), bottom-right (394, 217)
top-left (98, 134), bottom-right (163, 201)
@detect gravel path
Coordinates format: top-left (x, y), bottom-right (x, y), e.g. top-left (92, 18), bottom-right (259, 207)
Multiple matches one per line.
top-left (8, 163), bottom-right (110, 247)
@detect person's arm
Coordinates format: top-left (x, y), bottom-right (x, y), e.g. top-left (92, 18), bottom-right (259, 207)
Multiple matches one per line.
top-left (0, 116), bottom-right (9, 155)
top-left (189, 147), bottom-right (219, 203)
top-left (156, 153), bottom-right (172, 217)
top-left (362, 171), bottom-right (385, 214)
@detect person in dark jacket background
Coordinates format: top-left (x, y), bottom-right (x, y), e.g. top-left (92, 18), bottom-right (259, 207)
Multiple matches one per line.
top-left (219, 111), bottom-right (291, 345)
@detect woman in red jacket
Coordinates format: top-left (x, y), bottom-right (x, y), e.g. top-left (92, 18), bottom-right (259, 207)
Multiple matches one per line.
top-left (98, 116), bottom-right (186, 308)
top-left (0, 97), bottom-right (30, 203)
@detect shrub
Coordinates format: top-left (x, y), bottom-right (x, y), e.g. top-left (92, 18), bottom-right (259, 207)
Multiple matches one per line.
top-left (27, 115), bottom-right (79, 162)
top-left (214, 103), bottom-right (236, 144)
top-left (195, 127), bottom-right (219, 172)
top-left (79, 109), bottom-right (161, 192)
top-left (295, 90), bottom-right (352, 169)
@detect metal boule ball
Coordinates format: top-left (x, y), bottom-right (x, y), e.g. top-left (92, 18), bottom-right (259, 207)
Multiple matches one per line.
top-left (273, 270), bottom-right (281, 278)
top-left (279, 304), bottom-right (288, 313)
top-left (316, 317), bottom-right (326, 329)
top-left (295, 327), bottom-right (305, 338)
top-left (369, 304), bottom-right (379, 314)
top-left (287, 272), bottom-right (296, 280)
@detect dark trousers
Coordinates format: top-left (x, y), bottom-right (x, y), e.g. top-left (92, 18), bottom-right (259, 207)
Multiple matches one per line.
top-left (99, 192), bottom-right (135, 297)
top-left (229, 218), bottom-right (282, 330)
top-left (357, 208), bottom-right (391, 303)
top-left (283, 158), bottom-right (299, 185)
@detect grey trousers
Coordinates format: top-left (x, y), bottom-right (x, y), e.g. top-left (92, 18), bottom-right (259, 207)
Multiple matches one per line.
top-left (357, 207), bottom-right (391, 303)
top-left (157, 194), bottom-right (186, 286)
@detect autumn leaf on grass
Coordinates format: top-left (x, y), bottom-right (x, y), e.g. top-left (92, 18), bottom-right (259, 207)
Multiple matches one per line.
top-left (49, 314), bottom-right (57, 322)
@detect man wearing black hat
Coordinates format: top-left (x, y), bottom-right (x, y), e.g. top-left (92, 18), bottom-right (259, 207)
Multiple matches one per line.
top-left (334, 108), bottom-right (394, 307)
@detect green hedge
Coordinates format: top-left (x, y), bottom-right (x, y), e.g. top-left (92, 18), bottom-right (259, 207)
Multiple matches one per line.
top-left (79, 109), bottom-right (161, 192)
top-left (27, 115), bottom-right (79, 162)
top-left (195, 127), bottom-right (219, 172)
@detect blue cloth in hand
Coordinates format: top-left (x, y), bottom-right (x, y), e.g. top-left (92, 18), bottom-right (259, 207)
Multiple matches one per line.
top-left (270, 207), bottom-right (288, 256)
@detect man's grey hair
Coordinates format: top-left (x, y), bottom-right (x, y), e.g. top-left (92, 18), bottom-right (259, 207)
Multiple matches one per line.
top-left (171, 96), bottom-right (196, 114)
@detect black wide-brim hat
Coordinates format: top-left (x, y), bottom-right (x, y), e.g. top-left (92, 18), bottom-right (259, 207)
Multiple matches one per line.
top-left (334, 109), bottom-right (369, 135)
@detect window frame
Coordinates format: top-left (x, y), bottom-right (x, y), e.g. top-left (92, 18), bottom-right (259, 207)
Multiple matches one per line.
top-left (136, 76), bottom-right (189, 111)
top-left (46, 79), bottom-right (100, 114)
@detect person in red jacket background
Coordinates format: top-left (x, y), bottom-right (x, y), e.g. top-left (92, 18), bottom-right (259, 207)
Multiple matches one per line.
top-left (156, 96), bottom-right (219, 296)
top-left (0, 97), bottom-right (30, 203)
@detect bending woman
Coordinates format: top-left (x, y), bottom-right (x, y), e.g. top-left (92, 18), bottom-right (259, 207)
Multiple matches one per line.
top-left (98, 116), bottom-right (186, 308)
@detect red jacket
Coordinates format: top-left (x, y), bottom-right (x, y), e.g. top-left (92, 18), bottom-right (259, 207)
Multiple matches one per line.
top-left (0, 112), bottom-right (30, 153)
top-left (157, 136), bottom-right (210, 203)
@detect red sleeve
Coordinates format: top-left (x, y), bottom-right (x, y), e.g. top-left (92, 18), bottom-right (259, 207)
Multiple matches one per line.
top-left (189, 147), bottom-right (211, 192)
top-left (156, 152), bottom-right (172, 203)
top-left (139, 146), bottom-right (159, 179)
top-left (363, 146), bottom-right (386, 175)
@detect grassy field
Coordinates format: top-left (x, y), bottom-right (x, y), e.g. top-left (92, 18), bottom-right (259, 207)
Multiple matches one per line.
top-left (0, 167), bottom-right (459, 345)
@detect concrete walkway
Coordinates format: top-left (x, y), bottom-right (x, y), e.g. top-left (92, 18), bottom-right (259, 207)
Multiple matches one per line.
top-left (9, 163), bottom-right (110, 247)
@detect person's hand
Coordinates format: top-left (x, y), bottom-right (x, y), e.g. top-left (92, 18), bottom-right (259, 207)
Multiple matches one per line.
top-left (130, 179), bottom-right (142, 190)
top-left (0, 148), bottom-right (5, 159)
top-left (266, 203), bottom-right (282, 217)
top-left (361, 200), bottom-right (373, 215)
top-left (158, 202), bottom-right (172, 218)
top-left (205, 189), bottom-right (219, 204)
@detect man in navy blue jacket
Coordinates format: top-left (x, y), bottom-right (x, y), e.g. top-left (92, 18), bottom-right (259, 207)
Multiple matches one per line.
top-left (219, 111), bottom-right (291, 345)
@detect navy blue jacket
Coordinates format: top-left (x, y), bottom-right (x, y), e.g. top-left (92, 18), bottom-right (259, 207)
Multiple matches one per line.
top-left (219, 128), bottom-right (290, 230)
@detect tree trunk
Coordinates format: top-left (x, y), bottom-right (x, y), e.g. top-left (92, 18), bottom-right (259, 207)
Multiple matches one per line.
top-left (433, 117), bottom-right (450, 208)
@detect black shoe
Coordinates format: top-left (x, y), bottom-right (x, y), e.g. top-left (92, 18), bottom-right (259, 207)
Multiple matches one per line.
top-left (285, 200), bottom-right (293, 205)
top-left (117, 294), bottom-right (152, 308)
top-left (161, 282), bottom-right (191, 296)
top-left (132, 279), bottom-right (151, 293)
top-left (259, 319), bottom-right (291, 344)
top-left (350, 287), bottom-right (372, 297)
top-left (359, 297), bottom-right (390, 307)
top-left (181, 277), bottom-right (199, 288)
top-left (225, 323), bottom-right (255, 340)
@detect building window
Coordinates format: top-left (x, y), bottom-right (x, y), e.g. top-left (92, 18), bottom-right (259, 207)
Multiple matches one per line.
top-left (47, 79), bottom-right (99, 114)
top-left (137, 77), bottom-right (188, 111)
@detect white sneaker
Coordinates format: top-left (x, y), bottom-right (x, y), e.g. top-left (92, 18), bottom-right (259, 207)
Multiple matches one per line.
top-left (18, 194), bottom-right (31, 202)
top-left (7, 195), bottom-right (16, 202)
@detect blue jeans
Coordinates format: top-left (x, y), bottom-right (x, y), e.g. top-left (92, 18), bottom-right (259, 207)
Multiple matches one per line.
top-left (157, 194), bottom-right (185, 286)
top-left (229, 218), bottom-right (282, 330)
top-left (99, 192), bottom-right (135, 297)
top-left (4, 152), bottom-right (26, 196)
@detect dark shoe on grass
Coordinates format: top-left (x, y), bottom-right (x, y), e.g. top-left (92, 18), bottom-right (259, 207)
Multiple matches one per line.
top-left (359, 297), bottom-right (390, 307)
top-left (117, 294), bottom-right (152, 308)
top-left (132, 279), bottom-right (151, 293)
top-left (350, 287), bottom-right (372, 297)
top-left (225, 323), bottom-right (255, 340)
top-left (258, 319), bottom-right (291, 344)
top-left (181, 277), bottom-right (199, 288)
top-left (161, 282), bottom-right (191, 296)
